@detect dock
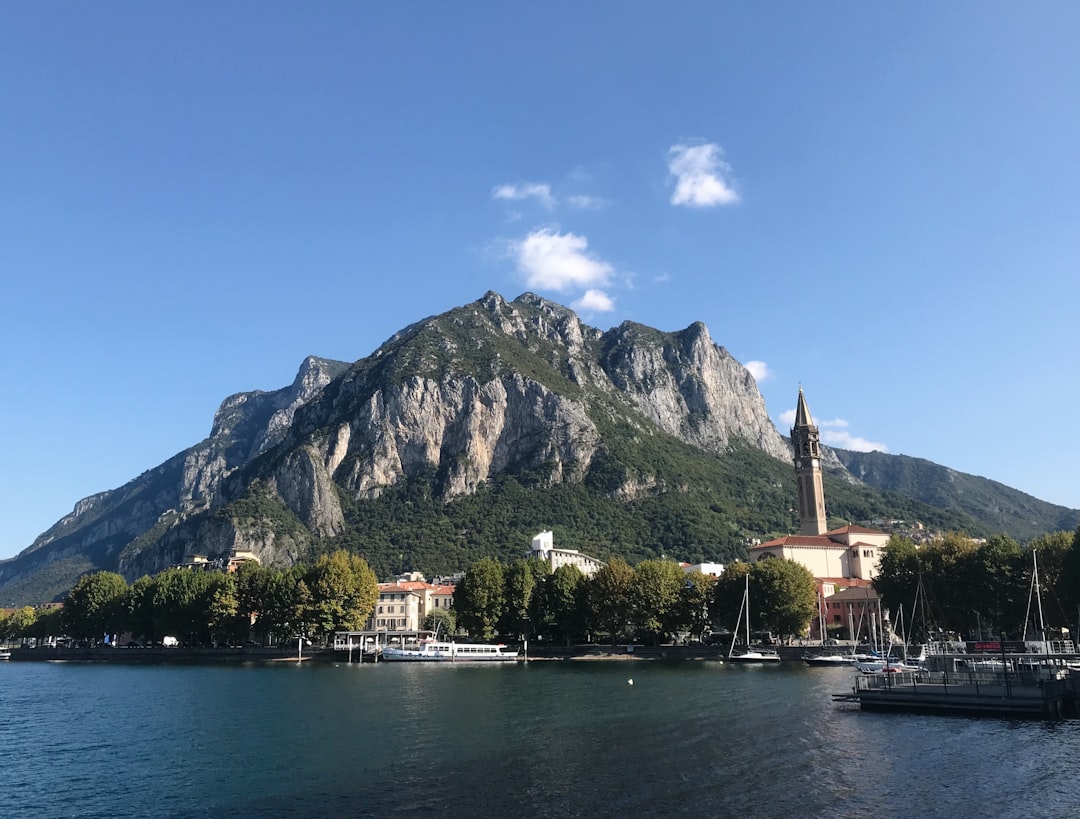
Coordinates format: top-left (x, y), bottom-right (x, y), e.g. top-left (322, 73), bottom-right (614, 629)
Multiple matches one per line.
top-left (835, 663), bottom-right (1077, 719)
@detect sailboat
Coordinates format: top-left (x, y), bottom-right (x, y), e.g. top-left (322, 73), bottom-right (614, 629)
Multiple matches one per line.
top-left (803, 591), bottom-right (858, 666)
top-left (728, 574), bottom-right (781, 664)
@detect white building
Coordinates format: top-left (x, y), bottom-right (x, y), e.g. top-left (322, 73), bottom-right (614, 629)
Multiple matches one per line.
top-left (528, 531), bottom-right (604, 577)
top-left (681, 562), bottom-right (725, 578)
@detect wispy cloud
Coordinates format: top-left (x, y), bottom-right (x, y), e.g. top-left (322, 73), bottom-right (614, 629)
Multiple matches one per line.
top-left (567, 194), bottom-right (610, 210)
top-left (776, 410), bottom-right (887, 453)
top-left (668, 142), bottom-right (739, 208)
top-left (653, 272), bottom-right (671, 284)
top-left (492, 182), bottom-right (556, 210)
top-left (572, 289), bottom-right (615, 313)
top-left (745, 361), bottom-right (771, 382)
top-left (511, 227), bottom-right (614, 292)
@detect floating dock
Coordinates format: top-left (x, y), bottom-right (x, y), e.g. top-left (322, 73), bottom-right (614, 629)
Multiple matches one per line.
top-left (835, 661), bottom-right (1077, 719)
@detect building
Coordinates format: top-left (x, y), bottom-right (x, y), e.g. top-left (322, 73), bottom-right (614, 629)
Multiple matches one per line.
top-left (748, 389), bottom-right (889, 584)
top-left (681, 562), bottom-right (725, 578)
top-left (528, 531), bottom-right (604, 577)
top-left (334, 577), bottom-right (456, 651)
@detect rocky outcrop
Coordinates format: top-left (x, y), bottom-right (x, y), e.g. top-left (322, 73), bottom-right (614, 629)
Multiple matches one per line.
top-left (0, 292), bottom-right (807, 595)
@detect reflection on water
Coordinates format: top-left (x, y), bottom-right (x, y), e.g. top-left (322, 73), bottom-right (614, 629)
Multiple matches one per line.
top-left (2, 661), bottom-right (1079, 818)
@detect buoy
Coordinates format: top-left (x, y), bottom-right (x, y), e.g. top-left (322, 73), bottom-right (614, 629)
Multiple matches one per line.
top-left (627, 678), bottom-right (634, 685)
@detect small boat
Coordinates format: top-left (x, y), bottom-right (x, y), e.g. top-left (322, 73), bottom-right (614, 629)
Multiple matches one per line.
top-left (380, 639), bottom-right (520, 662)
top-left (727, 575), bottom-right (782, 664)
top-left (803, 652), bottom-right (858, 667)
top-left (0, 649), bottom-right (11, 660)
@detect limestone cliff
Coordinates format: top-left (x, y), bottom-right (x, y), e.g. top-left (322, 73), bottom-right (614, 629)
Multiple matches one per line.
top-left (0, 293), bottom-right (809, 600)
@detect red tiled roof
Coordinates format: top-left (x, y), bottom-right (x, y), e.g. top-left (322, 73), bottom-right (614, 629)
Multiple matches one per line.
top-left (751, 535), bottom-right (839, 549)
top-left (825, 525), bottom-right (885, 536)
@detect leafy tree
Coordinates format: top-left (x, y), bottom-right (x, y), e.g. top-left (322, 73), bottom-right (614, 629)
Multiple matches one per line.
top-left (873, 535), bottom-right (920, 615)
top-left (306, 550), bottom-right (379, 639)
top-left (125, 575), bottom-right (158, 642)
top-left (587, 558), bottom-right (634, 645)
top-left (711, 561), bottom-right (750, 633)
top-left (422, 607), bottom-right (456, 637)
top-left (629, 559), bottom-right (686, 644)
top-left (27, 606), bottom-right (64, 642)
top-left (750, 558), bottom-right (817, 639)
top-left (454, 557), bottom-right (505, 640)
top-left (1057, 527), bottom-right (1080, 630)
top-left (63, 571), bottom-right (128, 640)
top-left (4, 606), bottom-right (36, 640)
top-left (961, 534), bottom-right (1022, 638)
top-left (1026, 530), bottom-right (1075, 629)
top-left (679, 571), bottom-right (716, 642)
top-left (501, 558), bottom-right (548, 640)
top-left (533, 565), bottom-right (587, 646)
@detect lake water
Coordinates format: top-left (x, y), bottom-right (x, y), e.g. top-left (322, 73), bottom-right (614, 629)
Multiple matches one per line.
top-left (2, 659), bottom-right (1079, 818)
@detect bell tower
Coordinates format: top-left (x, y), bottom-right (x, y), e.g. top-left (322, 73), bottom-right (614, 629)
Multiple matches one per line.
top-left (791, 387), bottom-right (827, 536)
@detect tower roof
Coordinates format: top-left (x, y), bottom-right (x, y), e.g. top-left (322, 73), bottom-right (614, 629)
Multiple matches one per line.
top-left (793, 387), bottom-right (815, 428)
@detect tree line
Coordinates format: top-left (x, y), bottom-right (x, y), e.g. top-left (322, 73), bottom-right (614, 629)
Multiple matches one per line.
top-left (873, 528), bottom-right (1080, 643)
top-left (0, 550), bottom-right (378, 647)
top-left (452, 555), bottom-right (818, 646)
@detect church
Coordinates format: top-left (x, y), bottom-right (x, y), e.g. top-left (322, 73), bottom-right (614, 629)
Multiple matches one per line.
top-left (748, 388), bottom-right (889, 595)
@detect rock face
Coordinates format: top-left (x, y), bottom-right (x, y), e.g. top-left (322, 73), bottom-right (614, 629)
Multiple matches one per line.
top-left (0, 292), bottom-right (794, 595)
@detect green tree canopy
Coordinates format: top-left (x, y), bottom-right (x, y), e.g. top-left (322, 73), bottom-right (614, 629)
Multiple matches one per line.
top-left (587, 558), bottom-right (634, 645)
top-left (307, 550), bottom-right (379, 637)
top-left (454, 557), bottom-right (505, 640)
top-left (749, 558), bottom-right (817, 639)
top-left (63, 571), bottom-right (128, 640)
top-left (628, 559), bottom-right (686, 644)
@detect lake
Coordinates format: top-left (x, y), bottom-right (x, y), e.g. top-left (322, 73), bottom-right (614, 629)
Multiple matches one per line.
top-left (2, 659), bottom-right (1079, 818)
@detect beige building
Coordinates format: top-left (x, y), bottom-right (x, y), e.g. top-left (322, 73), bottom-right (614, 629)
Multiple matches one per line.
top-left (363, 580), bottom-right (456, 633)
top-left (528, 531), bottom-right (604, 577)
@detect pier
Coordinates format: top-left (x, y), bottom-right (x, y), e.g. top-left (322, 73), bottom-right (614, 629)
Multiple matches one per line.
top-left (835, 660), bottom-right (1078, 719)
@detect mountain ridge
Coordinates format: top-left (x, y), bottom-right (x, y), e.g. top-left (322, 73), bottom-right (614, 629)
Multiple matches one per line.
top-left (1, 291), bottom-right (1075, 606)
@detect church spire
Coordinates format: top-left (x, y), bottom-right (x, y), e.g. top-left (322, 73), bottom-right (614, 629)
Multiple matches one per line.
top-left (791, 388), bottom-right (827, 536)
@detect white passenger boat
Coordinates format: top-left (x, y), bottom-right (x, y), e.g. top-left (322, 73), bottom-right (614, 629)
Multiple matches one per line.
top-left (380, 639), bottom-right (520, 662)
top-left (0, 649), bottom-right (11, 660)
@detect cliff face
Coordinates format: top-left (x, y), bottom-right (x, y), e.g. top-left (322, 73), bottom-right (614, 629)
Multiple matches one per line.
top-left (0, 292), bottom-right (795, 599)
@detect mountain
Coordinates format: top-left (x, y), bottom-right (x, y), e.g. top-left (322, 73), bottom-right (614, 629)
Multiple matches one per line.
top-left (832, 449), bottom-right (1080, 542)
top-left (1, 292), bottom-right (1074, 606)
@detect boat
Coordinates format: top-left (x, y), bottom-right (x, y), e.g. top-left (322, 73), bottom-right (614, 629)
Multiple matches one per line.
top-left (379, 639), bottom-right (520, 662)
top-left (804, 652), bottom-right (858, 667)
top-left (0, 649), bottom-right (10, 660)
top-left (727, 574), bottom-right (781, 664)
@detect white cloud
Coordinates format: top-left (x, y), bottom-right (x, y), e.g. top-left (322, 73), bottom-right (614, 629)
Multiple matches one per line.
top-left (774, 411), bottom-right (887, 452)
top-left (492, 182), bottom-right (556, 210)
top-left (567, 194), bottom-right (610, 210)
top-left (511, 228), bottom-right (614, 292)
top-left (668, 142), bottom-right (739, 208)
top-left (820, 427), bottom-right (889, 453)
top-left (572, 289), bottom-right (615, 312)
top-left (745, 361), bottom-right (771, 382)
top-left (654, 272), bottom-right (671, 284)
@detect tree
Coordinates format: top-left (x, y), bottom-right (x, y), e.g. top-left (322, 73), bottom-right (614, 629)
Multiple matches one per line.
top-left (306, 550), bottom-right (379, 639)
top-left (961, 534), bottom-right (1022, 638)
top-left (534, 565), bottom-right (587, 646)
top-left (873, 535), bottom-right (920, 615)
top-left (629, 559), bottom-right (685, 644)
top-left (422, 607), bottom-right (456, 637)
top-left (679, 571), bottom-right (716, 642)
top-left (749, 558), bottom-right (817, 639)
top-left (711, 561), bottom-right (750, 633)
top-left (1027, 530), bottom-right (1075, 629)
top-left (126, 575), bottom-right (158, 642)
top-left (454, 558), bottom-right (505, 640)
top-left (4, 606), bottom-right (36, 641)
top-left (63, 571), bottom-right (128, 641)
top-left (587, 558), bottom-right (634, 645)
top-left (501, 559), bottom-right (548, 640)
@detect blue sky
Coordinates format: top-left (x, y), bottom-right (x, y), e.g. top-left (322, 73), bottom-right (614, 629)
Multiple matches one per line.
top-left (3, 4), bottom-right (1079, 560)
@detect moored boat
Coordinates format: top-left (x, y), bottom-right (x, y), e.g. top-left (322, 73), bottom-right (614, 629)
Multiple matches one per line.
top-left (380, 640), bottom-right (520, 662)
top-left (0, 649), bottom-right (11, 660)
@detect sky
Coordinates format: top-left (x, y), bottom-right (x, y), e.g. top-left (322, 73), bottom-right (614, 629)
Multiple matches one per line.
top-left (2, 4), bottom-right (1079, 560)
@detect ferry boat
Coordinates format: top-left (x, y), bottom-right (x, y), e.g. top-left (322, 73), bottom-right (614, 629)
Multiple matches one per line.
top-left (380, 640), bottom-right (520, 662)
